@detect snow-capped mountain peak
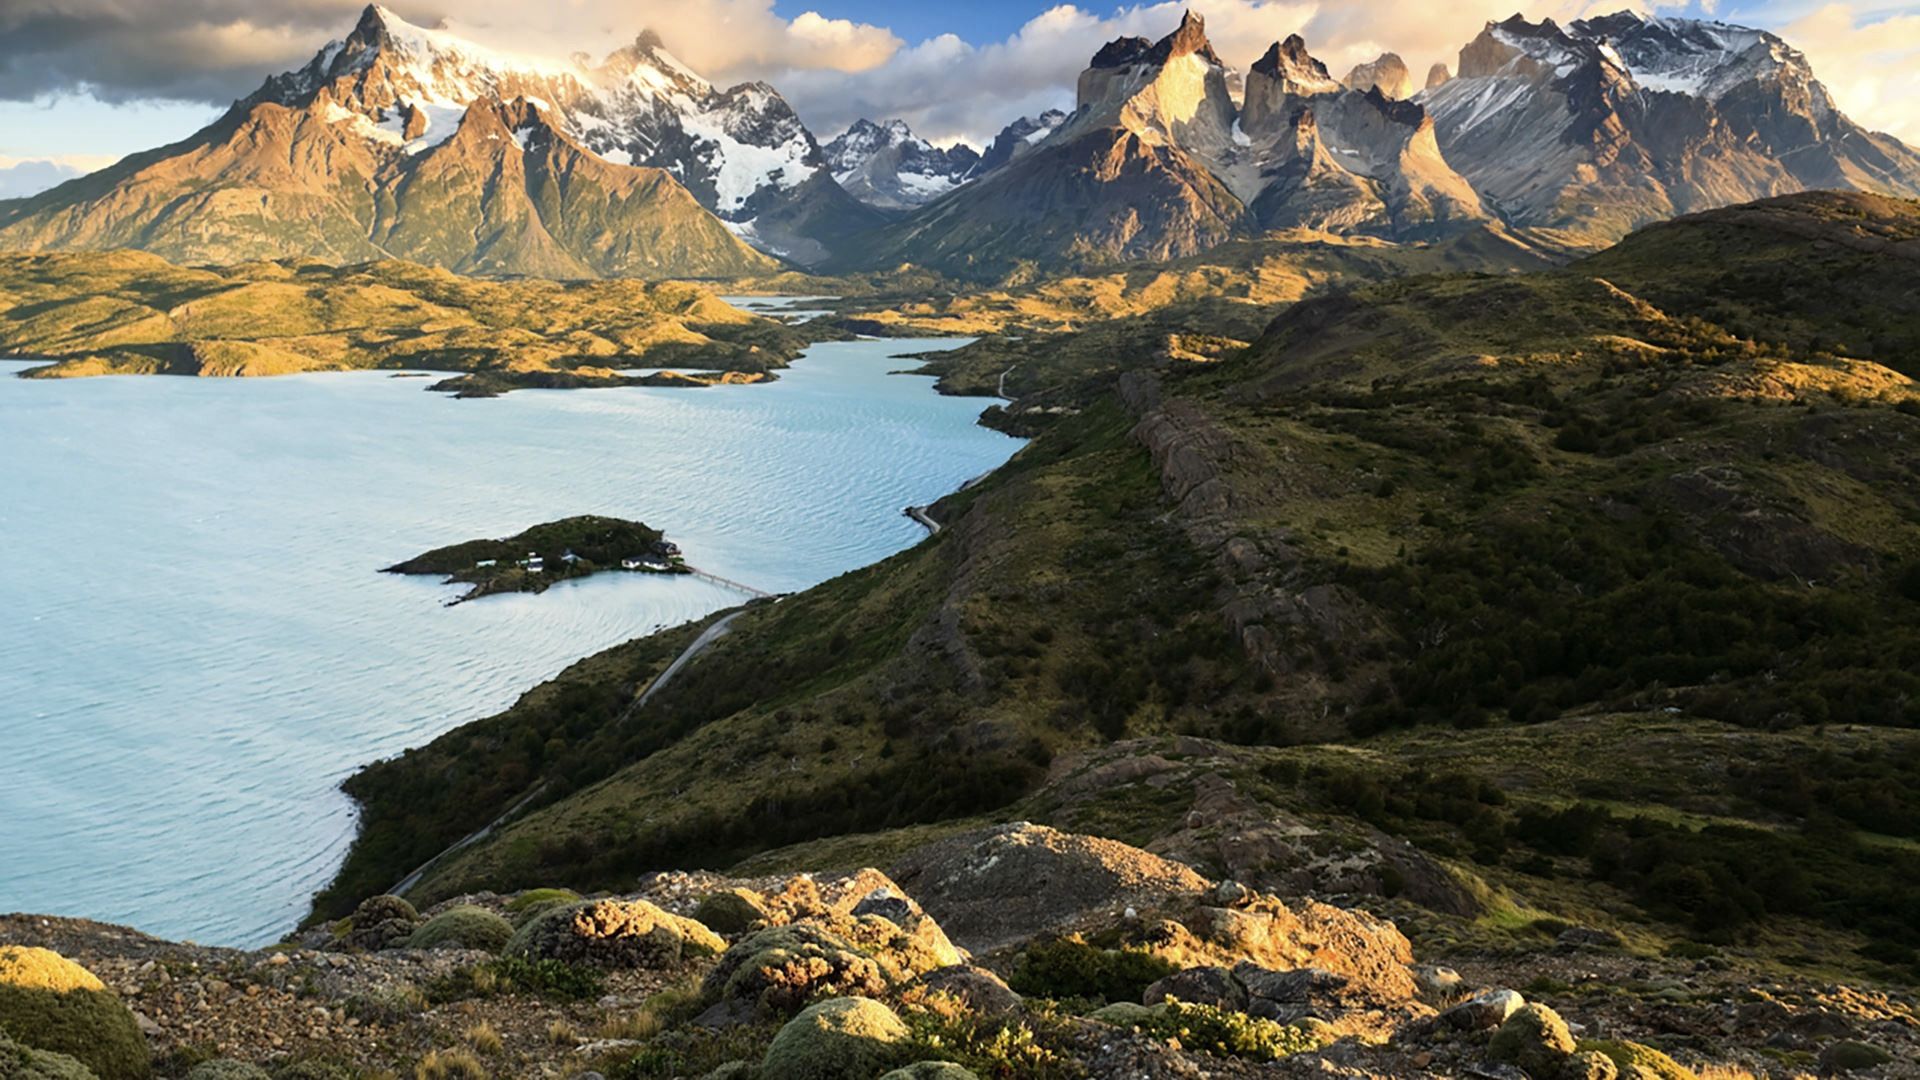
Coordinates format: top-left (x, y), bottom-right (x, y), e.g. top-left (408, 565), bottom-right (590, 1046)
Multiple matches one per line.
top-left (823, 118), bottom-right (980, 210)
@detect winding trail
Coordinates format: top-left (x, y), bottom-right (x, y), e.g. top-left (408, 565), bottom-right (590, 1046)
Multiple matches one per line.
top-left (388, 606), bottom-right (748, 898)
top-left (997, 365), bottom-right (1018, 401)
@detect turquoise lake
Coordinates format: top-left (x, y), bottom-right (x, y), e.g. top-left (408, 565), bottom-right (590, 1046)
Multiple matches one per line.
top-left (0, 336), bottom-right (1017, 946)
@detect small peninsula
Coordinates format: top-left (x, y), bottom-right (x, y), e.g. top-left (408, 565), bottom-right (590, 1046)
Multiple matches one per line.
top-left (384, 516), bottom-right (687, 604)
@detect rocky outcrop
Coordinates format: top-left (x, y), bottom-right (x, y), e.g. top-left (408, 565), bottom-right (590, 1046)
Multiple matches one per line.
top-left (887, 823), bottom-right (1210, 953)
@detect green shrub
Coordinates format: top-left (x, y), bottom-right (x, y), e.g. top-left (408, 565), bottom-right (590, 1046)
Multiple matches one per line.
top-left (0, 946), bottom-right (150, 1080)
top-left (1006, 936), bottom-right (1176, 1004)
top-left (900, 1007), bottom-right (1077, 1079)
top-left (693, 889), bottom-right (770, 935)
top-left (407, 906), bottom-right (514, 953)
top-left (488, 957), bottom-right (604, 1002)
top-left (0, 1029), bottom-right (98, 1079)
top-left (1132, 1000), bottom-right (1326, 1061)
top-left (1489, 1004), bottom-right (1576, 1077)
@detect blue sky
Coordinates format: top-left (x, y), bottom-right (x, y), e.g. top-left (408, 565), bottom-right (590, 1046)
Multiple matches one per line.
top-left (3, 0), bottom-right (1918, 195)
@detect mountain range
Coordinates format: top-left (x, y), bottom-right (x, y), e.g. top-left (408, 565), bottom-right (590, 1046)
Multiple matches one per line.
top-left (1, 5), bottom-right (1916, 279)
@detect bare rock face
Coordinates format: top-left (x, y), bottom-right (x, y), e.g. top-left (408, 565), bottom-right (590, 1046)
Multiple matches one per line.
top-left (888, 824), bottom-right (1210, 954)
top-left (1343, 52), bottom-right (1414, 99)
top-left (1426, 62), bottom-right (1452, 89)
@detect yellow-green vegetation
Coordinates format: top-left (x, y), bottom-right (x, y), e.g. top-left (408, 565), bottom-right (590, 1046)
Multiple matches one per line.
top-left (406, 906), bottom-right (515, 952)
top-left (1129, 1000), bottom-right (1328, 1062)
top-left (413, 1047), bottom-right (487, 1080)
top-left (1489, 1003), bottom-right (1579, 1077)
top-left (0, 946), bottom-right (150, 1080)
top-left (384, 516), bottom-right (684, 603)
top-left (1580, 1039), bottom-right (1700, 1080)
top-left (0, 252), bottom-right (811, 392)
top-left (505, 899), bottom-right (723, 970)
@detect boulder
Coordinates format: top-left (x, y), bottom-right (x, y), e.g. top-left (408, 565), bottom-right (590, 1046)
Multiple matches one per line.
top-left (1488, 1004), bottom-right (1577, 1078)
top-left (0, 947), bottom-right (148, 1080)
top-left (342, 895), bottom-right (420, 951)
top-left (760, 997), bottom-right (910, 1080)
top-left (406, 905), bottom-right (514, 952)
top-left (693, 889), bottom-right (772, 935)
top-left (1234, 964), bottom-right (1355, 1020)
top-left (507, 899), bottom-right (724, 968)
top-left (1414, 964), bottom-right (1464, 1000)
top-left (1142, 965), bottom-right (1246, 1011)
top-left (504, 888), bottom-right (582, 927)
top-left (902, 966), bottom-right (1021, 1017)
top-left (1444, 989), bottom-right (1527, 1031)
top-left (887, 824), bottom-right (1209, 953)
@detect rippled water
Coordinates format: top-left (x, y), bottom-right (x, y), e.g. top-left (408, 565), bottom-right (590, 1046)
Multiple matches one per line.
top-left (0, 338), bottom-right (1016, 946)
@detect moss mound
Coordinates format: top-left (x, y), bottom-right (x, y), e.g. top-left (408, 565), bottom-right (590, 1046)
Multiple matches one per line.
top-left (761, 997), bottom-right (909, 1080)
top-left (407, 906), bottom-right (514, 953)
top-left (693, 889), bottom-right (771, 935)
top-left (0, 947), bottom-right (148, 1080)
top-left (1489, 1003), bottom-right (1576, 1079)
top-left (879, 1064), bottom-right (978, 1080)
top-left (504, 889), bottom-right (580, 927)
top-left (505, 899), bottom-right (723, 968)
top-left (0, 1029), bottom-right (98, 1079)
top-left (1580, 1039), bottom-right (1697, 1080)
top-left (701, 924), bottom-right (889, 1018)
top-left (343, 895), bottom-right (421, 951)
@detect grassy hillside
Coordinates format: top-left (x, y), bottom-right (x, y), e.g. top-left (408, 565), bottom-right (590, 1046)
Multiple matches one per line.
top-left (319, 192), bottom-right (1920, 981)
top-left (0, 251), bottom-right (813, 391)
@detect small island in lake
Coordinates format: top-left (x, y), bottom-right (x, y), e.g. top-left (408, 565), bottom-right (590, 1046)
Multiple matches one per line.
top-left (384, 515), bottom-right (687, 604)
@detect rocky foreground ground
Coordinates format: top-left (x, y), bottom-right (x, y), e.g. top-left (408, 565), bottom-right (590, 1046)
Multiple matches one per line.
top-left (2, 824), bottom-right (1914, 1080)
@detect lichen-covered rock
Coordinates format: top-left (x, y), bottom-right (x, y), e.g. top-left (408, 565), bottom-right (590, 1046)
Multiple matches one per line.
top-left (887, 824), bottom-right (1210, 953)
top-left (1089, 1001), bottom-right (1165, 1026)
top-left (507, 899), bottom-right (724, 968)
top-left (1142, 965), bottom-right (1247, 1011)
top-left (342, 895), bottom-right (421, 952)
top-left (184, 1062), bottom-right (272, 1080)
top-left (700, 924), bottom-right (888, 1018)
top-left (0, 1030), bottom-right (98, 1080)
top-left (1443, 989), bottom-right (1527, 1031)
top-left (406, 905), bottom-right (514, 953)
top-left (879, 1063), bottom-right (978, 1080)
top-left (1489, 1003), bottom-right (1577, 1078)
top-left (760, 997), bottom-right (909, 1080)
top-left (694, 889), bottom-right (772, 935)
top-left (902, 966), bottom-right (1021, 1017)
top-left (0, 946), bottom-right (149, 1080)
top-left (1179, 897), bottom-right (1419, 1005)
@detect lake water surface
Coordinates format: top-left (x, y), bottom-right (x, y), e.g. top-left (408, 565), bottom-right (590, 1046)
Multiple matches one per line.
top-left (0, 337), bottom-right (1015, 946)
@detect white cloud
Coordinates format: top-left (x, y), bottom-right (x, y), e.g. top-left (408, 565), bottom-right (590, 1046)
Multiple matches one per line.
top-left (1778, 3), bottom-right (1920, 143)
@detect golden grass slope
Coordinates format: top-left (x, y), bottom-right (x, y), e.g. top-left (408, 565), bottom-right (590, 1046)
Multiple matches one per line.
top-left (0, 251), bottom-right (808, 390)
